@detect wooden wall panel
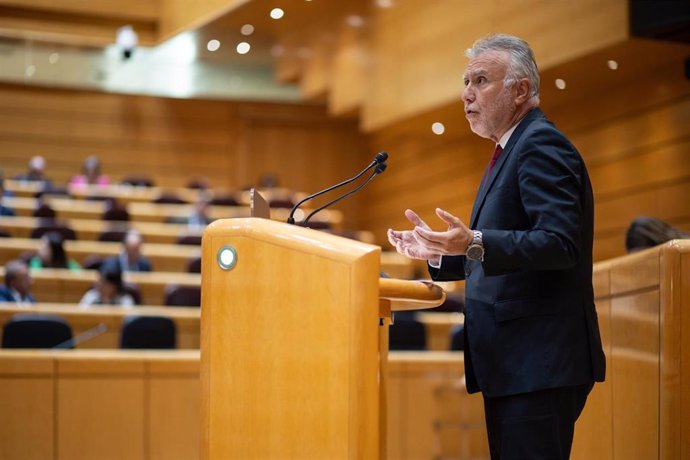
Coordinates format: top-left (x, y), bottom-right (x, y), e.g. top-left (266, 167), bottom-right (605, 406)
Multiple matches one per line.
top-left (0, 84), bottom-right (364, 227)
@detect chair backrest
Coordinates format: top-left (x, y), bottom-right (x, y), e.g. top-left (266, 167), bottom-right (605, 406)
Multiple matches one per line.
top-left (164, 284), bottom-right (201, 307)
top-left (123, 282), bottom-right (142, 305)
top-left (2, 314), bottom-right (73, 348)
top-left (0, 229), bottom-right (10, 238)
top-left (267, 198), bottom-right (295, 209)
top-left (210, 195), bottom-right (238, 206)
top-left (120, 316), bottom-right (176, 349)
top-left (121, 176), bottom-right (155, 187)
top-left (30, 222), bottom-right (76, 241)
top-left (449, 325), bottom-right (464, 351)
top-left (33, 203), bottom-right (56, 218)
top-left (82, 254), bottom-right (105, 271)
top-left (187, 256), bottom-right (201, 273)
top-left (176, 234), bottom-right (202, 246)
top-left (102, 207), bottom-right (130, 222)
top-left (153, 194), bottom-right (187, 204)
top-left (389, 313), bottom-right (427, 351)
top-left (98, 229), bottom-right (128, 242)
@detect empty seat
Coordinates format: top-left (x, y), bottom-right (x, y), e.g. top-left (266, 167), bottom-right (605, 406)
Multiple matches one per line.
top-left (30, 221), bottom-right (76, 240)
top-left (120, 316), bottom-right (176, 349)
top-left (121, 176), bottom-right (154, 187)
top-left (2, 314), bottom-right (73, 348)
top-left (33, 203), bottom-right (56, 219)
top-left (389, 312), bottom-right (427, 351)
top-left (210, 194), bottom-right (238, 206)
top-left (153, 194), bottom-right (187, 204)
top-left (449, 325), bottom-right (465, 351)
top-left (98, 229), bottom-right (128, 242)
top-left (82, 254), bottom-right (105, 271)
top-left (187, 256), bottom-right (201, 273)
top-left (164, 285), bottom-right (200, 307)
top-left (176, 234), bottom-right (202, 245)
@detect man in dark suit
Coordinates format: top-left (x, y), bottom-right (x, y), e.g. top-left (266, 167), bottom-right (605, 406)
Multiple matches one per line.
top-left (0, 260), bottom-right (36, 305)
top-left (102, 229), bottom-right (152, 273)
top-left (388, 34), bottom-right (605, 459)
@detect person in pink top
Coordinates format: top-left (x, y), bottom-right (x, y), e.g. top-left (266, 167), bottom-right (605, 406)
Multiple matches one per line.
top-left (70, 155), bottom-right (110, 187)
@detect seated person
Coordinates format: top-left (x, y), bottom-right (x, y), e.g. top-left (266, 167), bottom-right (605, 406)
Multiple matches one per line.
top-left (0, 177), bottom-right (15, 216)
top-left (69, 155), bottom-right (109, 187)
top-left (0, 259), bottom-right (36, 305)
top-left (80, 266), bottom-right (135, 307)
top-left (625, 216), bottom-right (690, 253)
top-left (169, 195), bottom-right (213, 230)
top-left (13, 155), bottom-right (52, 186)
top-left (29, 232), bottom-right (81, 271)
top-left (102, 229), bottom-right (152, 272)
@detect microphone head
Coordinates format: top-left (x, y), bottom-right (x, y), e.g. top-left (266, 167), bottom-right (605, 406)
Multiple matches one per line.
top-left (375, 151), bottom-right (388, 164)
top-left (375, 162), bottom-right (387, 174)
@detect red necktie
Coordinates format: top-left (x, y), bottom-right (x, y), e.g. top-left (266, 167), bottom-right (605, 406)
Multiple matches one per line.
top-left (480, 145), bottom-right (503, 189)
top-left (487, 144), bottom-right (503, 176)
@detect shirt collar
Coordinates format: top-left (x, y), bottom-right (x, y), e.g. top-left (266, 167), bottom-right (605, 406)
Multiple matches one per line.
top-left (497, 122), bottom-right (519, 150)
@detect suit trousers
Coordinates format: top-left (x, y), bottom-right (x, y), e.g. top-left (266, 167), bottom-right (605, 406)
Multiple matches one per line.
top-left (482, 383), bottom-right (593, 460)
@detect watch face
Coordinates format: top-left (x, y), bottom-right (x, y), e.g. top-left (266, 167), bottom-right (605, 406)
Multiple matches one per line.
top-left (467, 245), bottom-right (483, 260)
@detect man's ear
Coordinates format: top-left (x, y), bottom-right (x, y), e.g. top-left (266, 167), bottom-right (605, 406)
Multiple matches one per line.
top-left (514, 78), bottom-right (531, 104)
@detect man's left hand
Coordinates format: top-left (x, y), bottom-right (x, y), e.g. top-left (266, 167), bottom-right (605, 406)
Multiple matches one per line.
top-left (413, 208), bottom-right (474, 256)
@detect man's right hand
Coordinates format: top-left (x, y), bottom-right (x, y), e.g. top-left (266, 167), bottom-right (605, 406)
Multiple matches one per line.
top-left (387, 209), bottom-right (442, 265)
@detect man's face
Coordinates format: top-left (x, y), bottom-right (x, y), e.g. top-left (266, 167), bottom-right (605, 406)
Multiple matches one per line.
top-left (462, 50), bottom-right (517, 142)
top-left (11, 266), bottom-right (32, 296)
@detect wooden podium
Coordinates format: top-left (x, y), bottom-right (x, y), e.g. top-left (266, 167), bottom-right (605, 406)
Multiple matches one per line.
top-left (200, 217), bottom-right (444, 459)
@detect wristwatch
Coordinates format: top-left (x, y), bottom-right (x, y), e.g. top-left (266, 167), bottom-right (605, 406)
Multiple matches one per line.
top-left (466, 230), bottom-right (484, 261)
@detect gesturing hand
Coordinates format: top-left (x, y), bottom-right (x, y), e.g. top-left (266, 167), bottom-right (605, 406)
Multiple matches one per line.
top-left (412, 208), bottom-right (473, 256)
top-left (387, 209), bottom-right (442, 264)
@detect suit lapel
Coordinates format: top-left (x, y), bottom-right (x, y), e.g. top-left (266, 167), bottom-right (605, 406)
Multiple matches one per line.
top-left (469, 108), bottom-right (544, 228)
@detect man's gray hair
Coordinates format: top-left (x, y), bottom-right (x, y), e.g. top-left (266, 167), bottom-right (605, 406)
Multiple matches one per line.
top-left (466, 34), bottom-right (540, 104)
top-left (5, 259), bottom-right (26, 286)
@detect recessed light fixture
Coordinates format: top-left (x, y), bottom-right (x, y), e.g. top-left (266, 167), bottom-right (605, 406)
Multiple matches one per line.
top-left (376, 0), bottom-right (394, 7)
top-left (555, 78), bottom-right (566, 90)
top-left (241, 24), bottom-right (255, 36)
top-left (207, 40), bottom-right (221, 52)
top-left (270, 8), bottom-right (284, 19)
top-left (607, 60), bottom-right (619, 70)
top-left (431, 122), bottom-right (445, 135)
top-left (48, 53), bottom-right (59, 64)
top-left (346, 15), bottom-right (365, 28)
top-left (236, 42), bottom-right (251, 54)
top-left (25, 65), bottom-right (36, 77)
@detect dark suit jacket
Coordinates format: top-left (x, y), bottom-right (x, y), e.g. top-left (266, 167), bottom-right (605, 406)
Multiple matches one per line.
top-left (0, 286), bottom-right (36, 304)
top-left (430, 108), bottom-right (606, 398)
top-left (102, 254), bottom-right (152, 273)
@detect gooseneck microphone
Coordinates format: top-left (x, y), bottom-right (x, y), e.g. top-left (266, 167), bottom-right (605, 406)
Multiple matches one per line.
top-left (302, 161), bottom-right (387, 226)
top-left (287, 152), bottom-right (388, 225)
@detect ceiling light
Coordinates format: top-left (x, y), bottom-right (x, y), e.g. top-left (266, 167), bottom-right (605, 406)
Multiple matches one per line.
top-left (270, 8), bottom-right (285, 19)
top-left (25, 65), bottom-right (36, 77)
top-left (376, 0), bottom-right (394, 8)
top-left (241, 24), bottom-right (255, 36)
top-left (236, 42), bottom-right (251, 55)
top-left (346, 15), bottom-right (365, 28)
top-left (607, 60), bottom-right (619, 70)
top-left (207, 40), bottom-right (221, 52)
top-left (555, 78), bottom-right (566, 90)
top-left (431, 122), bottom-right (445, 135)
top-left (48, 53), bottom-right (59, 64)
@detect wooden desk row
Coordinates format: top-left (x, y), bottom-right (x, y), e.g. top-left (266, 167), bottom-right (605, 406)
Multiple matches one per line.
top-left (0, 268), bottom-right (200, 306)
top-left (0, 215), bottom-right (193, 244)
top-left (0, 237), bottom-right (200, 273)
top-left (0, 350), bottom-right (485, 460)
top-left (6, 180), bottom-right (303, 207)
top-left (2, 194), bottom-right (342, 227)
top-left (0, 304), bottom-right (456, 352)
top-left (0, 304), bottom-right (200, 349)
